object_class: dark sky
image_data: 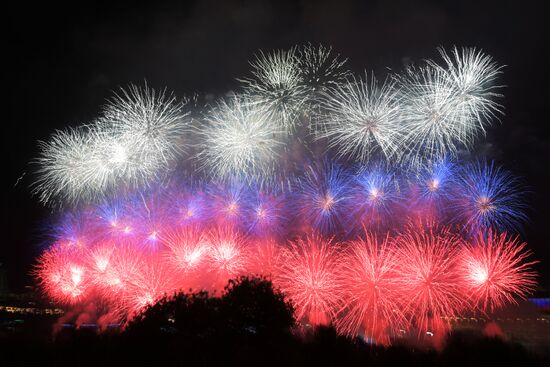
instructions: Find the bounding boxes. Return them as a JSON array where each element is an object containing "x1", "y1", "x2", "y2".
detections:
[{"x1": 4, "y1": 0, "x2": 549, "y2": 291}]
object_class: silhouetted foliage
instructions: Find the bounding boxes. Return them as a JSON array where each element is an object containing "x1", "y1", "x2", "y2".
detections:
[
  {"x1": 122, "y1": 276, "x2": 298, "y2": 366},
  {"x1": 126, "y1": 276, "x2": 294, "y2": 339},
  {"x1": 1, "y1": 277, "x2": 547, "y2": 366}
]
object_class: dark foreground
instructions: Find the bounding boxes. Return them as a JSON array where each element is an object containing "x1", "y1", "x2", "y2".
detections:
[{"x1": 1, "y1": 277, "x2": 548, "y2": 366}]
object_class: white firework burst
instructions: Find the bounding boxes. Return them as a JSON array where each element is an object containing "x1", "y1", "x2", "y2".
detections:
[
  {"x1": 240, "y1": 48, "x2": 308, "y2": 132},
  {"x1": 198, "y1": 95, "x2": 284, "y2": 184},
  {"x1": 297, "y1": 43, "x2": 350, "y2": 96},
  {"x1": 100, "y1": 83, "x2": 190, "y2": 181},
  {"x1": 397, "y1": 47, "x2": 503, "y2": 167},
  {"x1": 397, "y1": 65, "x2": 460, "y2": 165},
  {"x1": 33, "y1": 127, "x2": 98, "y2": 205},
  {"x1": 432, "y1": 46, "x2": 504, "y2": 130},
  {"x1": 317, "y1": 73, "x2": 404, "y2": 162},
  {"x1": 33, "y1": 84, "x2": 191, "y2": 207}
]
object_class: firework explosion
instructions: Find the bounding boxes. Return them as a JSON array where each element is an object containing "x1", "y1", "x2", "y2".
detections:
[{"x1": 31, "y1": 45, "x2": 538, "y2": 345}]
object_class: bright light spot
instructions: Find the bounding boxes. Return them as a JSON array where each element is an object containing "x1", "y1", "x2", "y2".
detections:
[
  {"x1": 257, "y1": 208, "x2": 266, "y2": 219},
  {"x1": 477, "y1": 196, "x2": 495, "y2": 213},
  {"x1": 70, "y1": 266, "x2": 83, "y2": 286},
  {"x1": 95, "y1": 257, "x2": 109, "y2": 272},
  {"x1": 110, "y1": 144, "x2": 127, "y2": 165},
  {"x1": 184, "y1": 248, "x2": 204, "y2": 266},
  {"x1": 428, "y1": 179, "x2": 440, "y2": 192},
  {"x1": 227, "y1": 202, "x2": 238, "y2": 214},
  {"x1": 321, "y1": 194, "x2": 334, "y2": 212},
  {"x1": 471, "y1": 266, "x2": 489, "y2": 285}
]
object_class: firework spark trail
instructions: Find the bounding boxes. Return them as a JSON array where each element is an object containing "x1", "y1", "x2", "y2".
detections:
[
  {"x1": 318, "y1": 74, "x2": 404, "y2": 163},
  {"x1": 459, "y1": 231, "x2": 537, "y2": 311},
  {"x1": 276, "y1": 235, "x2": 344, "y2": 326},
  {"x1": 336, "y1": 233, "x2": 405, "y2": 345},
  {"x1": 297, "y1": 43, "x2": 350, "y2": 99}
]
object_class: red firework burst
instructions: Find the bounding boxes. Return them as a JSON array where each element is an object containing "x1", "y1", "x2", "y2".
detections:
[
  {"x1": 336, "y1": 233, "x2": 405, "y2": 345},
  {"x1": 276, "y1": 234, "x2": 343, "y2": 326},
  {"x1": 35, "y1": 245, "x2": 91, "y2": 304},
  {"x1": 458, "y1": 231, "x2": 537, "y2": 311},
  {"x1": 122, "y1": 255, "x2": 177, "y2": 317},
  {"x1": 393, "y1": 227, "x2": 465, "y2": 333}
]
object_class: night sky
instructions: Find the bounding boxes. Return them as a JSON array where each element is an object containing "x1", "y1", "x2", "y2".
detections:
[{"x1": 4, "y1": 0, "x2": 549, "y2": 291}]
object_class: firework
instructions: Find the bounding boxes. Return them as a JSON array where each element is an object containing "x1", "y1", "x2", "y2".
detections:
[
  {"x1": 248, "y1": 238, "x2": 283, "y2": 277},
  {"x1": 349, "y1": 164, "x2": 401, "y2": 231},
  {"x1": 33, "y1": 84, "x2": 190, "y2": 207},
  {"x1": 122, "y1": 255, "x2": 177, "y2": 317},
  {"x1": 161, "y1": 227, "x2": 210, "y2": 291},
  {"x1": 207, "y1": 182, "x2": 250, "y2": 230},
  {"x1": 240, "y1": 48, "x2": 308, "y2": 131},
  {"x1": 199, "y1": 95, "x2": 284, "y2": 184},
  {"x1": 454, "y1": 161, "x2": 528, "y2": 234},
  {"x1": 246, "y1": 189, "x2": 287, "y2": 238},
  {"x1": 336, "y1": 233, "x2": 404, "y2": 344},
  {"x1": 276, "y1": 235, "x2": 343, "y2": 326},
  {"x1": 459, "y1": 231, "x2": 537, "y2": 311},
  {"x1": 99, "y1": 84, "x2": 190, "y2": 185},
  {"x1": 430, "y1": 47, "x2": 504, "y2": 131},
  {"x1": 35, "y1": 245, "x2": 91, "y2": 304},
  {"x1": 297, "y1": 43, "x2": 350, "y2": 97},
  {"x1": 294, "y1": 162, "x2": 353, "y2": 235},
  {"x1": 396, "y1": 64, "x2": 463, "y2": 165},
  {"x1": 397, "y1": 48, "x2": 503, "y2": 166},
  {"x1": 204, "y1": 228, "x2": 250, "y2": 290},
  {"x1": 417, "y1": 158, "x2": 458, "y2": 202},
  {"x1": 30, "y1": 46, "x2": 540, "y2": 346},
  {"x1": 33, "y1": 127, "x2": 97, "y2": 206},
  {"x1": 318, "y1": 74, "x2": 404, "y2": 162},
  {"x1": 393, "y1": 227, "x2": 465, "y2": 333}
]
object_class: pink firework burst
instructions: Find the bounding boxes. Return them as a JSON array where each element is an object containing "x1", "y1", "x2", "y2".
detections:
[
  {"x1": 276, "y1": 234, "x2": 343, "y2": 326},
  {"x1": 35, "y1": 245, "x2": 91, "y2": 304},
  {"x1": 204, "y1": 227, "x2": 250, "y2": 291},
  {"x1": 336, "y1": 233, "x2": 405, "y2": 345},
  {"x1": 394, "y1": 227, "x2": 465, "y2": 334},
  {"x1": 458, "y1": 231, "x2": 537, "y2": 311},
  {"x1": 161, "y1": 227, "x2": 211, "y2": 290},
  {"x1": 122, "y1": 255, "x2": 178, "y2": 317}
]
